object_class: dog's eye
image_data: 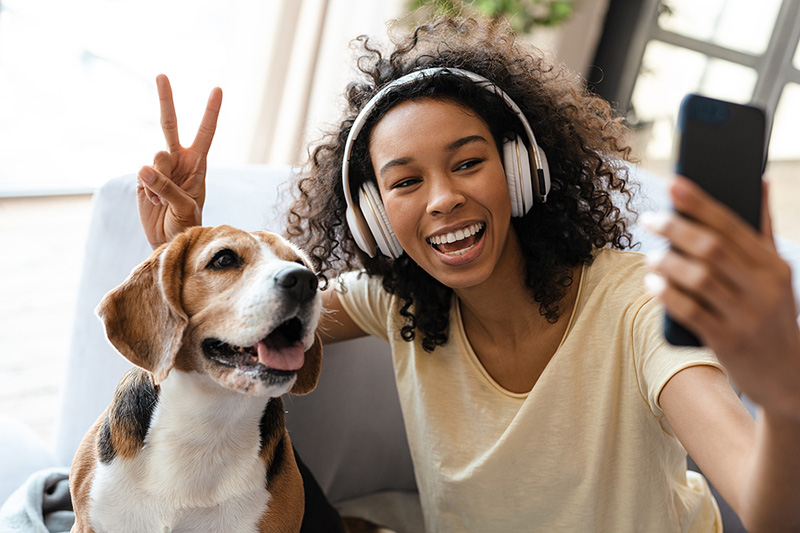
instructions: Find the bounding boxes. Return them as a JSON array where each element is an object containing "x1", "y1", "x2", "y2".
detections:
[{"x1": 207, "y1": 249, "x2": 241, "y2": 270}]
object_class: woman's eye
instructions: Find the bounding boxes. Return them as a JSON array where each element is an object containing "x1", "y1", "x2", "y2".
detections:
[
  {"x1": 392, "y1": 178, "x2": 420, "y2": 189},
  {"x1": 207, "y1": 249, "x2": 240, "y2": 270},
  {"x1": 456, "y1": 158, "x2": 484, "y2": 171}
]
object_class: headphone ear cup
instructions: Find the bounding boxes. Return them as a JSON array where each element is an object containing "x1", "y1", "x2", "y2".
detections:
[
  {"x1": 345, "y1": 202, "x2": 378, "y2": 257},
  {"x1": 359, "y1": 181, "x2": 403, "y2": 259},
  {"x1": 502, "y1": 134, "x2": 533, "y2": 217}
]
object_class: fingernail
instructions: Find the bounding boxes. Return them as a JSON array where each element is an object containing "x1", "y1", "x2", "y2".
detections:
[
  {"x1": 645, "y1": 247, "x2": 666, "y2": 267},
  {"x1": 644, "y1": 272, "x2": 666, "y2": 296},
  {"x1": 141, "y1": 168, "x2": 155, "y2": 183},
  {"x1": 671, "y1": 176, "x2": 694, "y2": 200},
  {"x1": 639, "y1": 211, "x2": 670, "y2": 232},
  {"x1": 151, "y1": 195, "x2": 160, "y2": 206}
]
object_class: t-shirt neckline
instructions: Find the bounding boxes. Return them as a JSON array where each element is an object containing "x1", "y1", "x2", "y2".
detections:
[{"x1": 452, "y1": 262, "x2": 588, "y2": 398}]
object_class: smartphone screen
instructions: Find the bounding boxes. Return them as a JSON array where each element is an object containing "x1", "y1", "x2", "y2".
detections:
[{"x1": 664, "y1": 94, "x2": 767, "y2": 346}]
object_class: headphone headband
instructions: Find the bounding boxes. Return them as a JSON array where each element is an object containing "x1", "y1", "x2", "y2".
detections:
[{"x1": 342, "y1": 67, "x2": 550, "y2": 258}]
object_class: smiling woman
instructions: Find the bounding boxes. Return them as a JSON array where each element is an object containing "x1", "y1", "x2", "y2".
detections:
[
  {"x1": 288, "y1": 22, "x2": 635, "y2": 351},
  {"x1": 370, "y1": 99, "x2": 514, "y2": 289}
]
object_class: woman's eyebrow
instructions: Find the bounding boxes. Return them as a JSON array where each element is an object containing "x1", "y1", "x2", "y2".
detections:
[
  {"x1": 446, "y1": 135, "x2": 489, "y2": 152},
  {"x1": 378, "y1": 156, "x2": 414, "y2": 178},
  {"x1": 378, "y1": 135, "x2": 489, "y2": 178}
]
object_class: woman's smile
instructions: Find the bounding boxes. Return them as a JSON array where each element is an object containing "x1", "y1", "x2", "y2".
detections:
[
  {"x1": 427, "y1": 222, "x2": 486, "y2": 264},
  {"x1": 427, "y1": 222, "x2": 485, "y2": 251},
  {"x1": 368, "y1": 98, "x2": 522, "y2": 290}
]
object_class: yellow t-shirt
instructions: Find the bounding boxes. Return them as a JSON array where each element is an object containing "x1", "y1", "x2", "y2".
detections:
[{"x1": 338, "y1": 248, "x2": 723, "y2": 532}]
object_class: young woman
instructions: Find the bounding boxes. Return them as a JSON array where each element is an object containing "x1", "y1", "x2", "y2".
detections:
[{"x1": 137, "y1": 16, "x2": 800, "y2": 532}]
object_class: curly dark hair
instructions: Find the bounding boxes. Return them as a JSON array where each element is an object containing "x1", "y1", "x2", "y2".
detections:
[{"x1": 286, "y1": 16, "x2": 638, "y2": 351}]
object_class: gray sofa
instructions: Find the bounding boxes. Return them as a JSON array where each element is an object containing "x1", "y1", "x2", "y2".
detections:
[{"x1": 2, "y1": 164, "x2": 799, "y2": 532}]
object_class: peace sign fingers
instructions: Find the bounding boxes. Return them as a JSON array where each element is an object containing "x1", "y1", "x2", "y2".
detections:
[
  {"x1": 156, "y1": 74, "x2": 222, "y2": 155},
  {"x1": 139, "y1": 74, "x2": 223, "y2": 249}
]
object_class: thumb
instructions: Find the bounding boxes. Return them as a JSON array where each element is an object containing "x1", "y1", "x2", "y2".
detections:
[{"x1": 137, "y1": 172, "x2": 159, "y2": 205}]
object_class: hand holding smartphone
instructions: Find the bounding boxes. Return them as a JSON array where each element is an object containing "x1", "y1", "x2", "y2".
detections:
[{"x1": 664, "y1": 94, "x2": 768, "y2": 346}]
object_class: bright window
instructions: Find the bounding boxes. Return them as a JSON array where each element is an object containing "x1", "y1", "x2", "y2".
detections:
[
  {"x1": 631, "y1": 40, "x2": 757, "y2": 160},
  {"x1": 0, "y1": 0, "x2": 279, "y2": 195},
  {"x1": 624, "y1": 0, "x2": 800, "y2": 166},
  {"x1": 771, "y1": 82, "x2": 800, "y2": 160},
  {"x1": 657, "y1": 0, "x2": 782, "y2": 55}
]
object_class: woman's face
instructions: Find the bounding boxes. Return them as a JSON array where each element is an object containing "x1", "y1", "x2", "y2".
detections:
[{"x1": 368, "y1": 98, "x2": 520, "y2": 290}]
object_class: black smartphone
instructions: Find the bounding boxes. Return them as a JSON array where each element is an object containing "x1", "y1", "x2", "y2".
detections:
[{"x1": 664, "y1": 93, "x2": 767, "y2": 346}]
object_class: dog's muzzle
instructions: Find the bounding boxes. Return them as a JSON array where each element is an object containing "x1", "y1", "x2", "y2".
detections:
[{"x1": 201, "y1": 266, "x2": 319, "y2": 382}]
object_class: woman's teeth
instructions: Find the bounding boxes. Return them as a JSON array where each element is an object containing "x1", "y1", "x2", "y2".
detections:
[{"x1": 427, "y1": 223, "x2": 485, "y2": 253}]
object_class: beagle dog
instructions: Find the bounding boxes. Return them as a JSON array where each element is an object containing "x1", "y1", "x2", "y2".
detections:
[{"x1": 69, "y1": 225, "x2": 325, "y2": 533}]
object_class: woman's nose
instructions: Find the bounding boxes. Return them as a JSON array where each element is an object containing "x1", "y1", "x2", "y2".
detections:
[{"x1": 426, "y1": 176, "x2": 465, "y2": 215}]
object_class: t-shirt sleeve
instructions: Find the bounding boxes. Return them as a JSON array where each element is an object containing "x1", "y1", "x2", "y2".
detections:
[
  {"x1": 632, "y1": 297, "x2": 725, "y2": 417},
  {"x1": 336, "y1": 270, "x2": 394, "y2": 342}
]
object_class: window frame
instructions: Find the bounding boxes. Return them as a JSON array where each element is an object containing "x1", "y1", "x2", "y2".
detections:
[{"x1": 597, "y1": 0, "x2": 800, "y2": 130}]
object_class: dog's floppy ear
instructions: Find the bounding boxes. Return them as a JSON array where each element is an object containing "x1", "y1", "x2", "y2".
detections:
[
  {"x1": 290, "y1": 333, "x2": 322, "y2": 395},
  {"x1": 97, "y1": 229, "x2": 197, "y2": 382}
]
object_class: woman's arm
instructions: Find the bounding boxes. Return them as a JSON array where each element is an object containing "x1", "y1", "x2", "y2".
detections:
[
  {"x1": 644, "y1": 177, "x2": 800, "y2": 530},
  {"x1": 137, "y1": 74, "x2": 222, "y2": 249},
  {"x1": 661, "y1": 365, "x2": 800, "y2": 531},
  {"x1": 318, "y1": 287, "x2": 368, "y2": 345}
]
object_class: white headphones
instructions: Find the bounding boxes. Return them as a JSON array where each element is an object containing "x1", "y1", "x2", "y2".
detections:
[{"x1": 342, "y1": 67, "x2": 551, "y2": 258}]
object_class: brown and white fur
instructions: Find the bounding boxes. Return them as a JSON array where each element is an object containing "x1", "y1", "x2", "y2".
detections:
[{"x1": 69, "y1": 225, "x2": 325, "y2": 533}]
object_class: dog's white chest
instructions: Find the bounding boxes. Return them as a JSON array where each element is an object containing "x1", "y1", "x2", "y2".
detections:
[
  {"x1": 90, "y1": 472, "x2": 269, "y2": 532},
  {"x1": 88, "y1": 451, "x2": 271, "y2": 533},
  {"x1": 87, "y1": 373, "x2": 274, "y2": 532}
]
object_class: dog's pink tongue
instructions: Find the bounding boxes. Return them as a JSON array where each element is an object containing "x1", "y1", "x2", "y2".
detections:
[{"x1": 256, "y1": 338, "x2": 304, "y2": 371}]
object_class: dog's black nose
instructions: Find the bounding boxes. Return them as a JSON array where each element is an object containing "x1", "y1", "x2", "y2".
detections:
[{"x1": 274, "y1": 266, "x2": 318, "y2": 303}]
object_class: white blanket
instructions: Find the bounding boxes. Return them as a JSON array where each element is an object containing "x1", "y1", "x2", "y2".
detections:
[{"x1": 0, "y1": 468, "x2": 74, "y2": 533}]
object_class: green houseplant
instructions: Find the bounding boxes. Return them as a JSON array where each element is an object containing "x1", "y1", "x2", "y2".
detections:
[{"x1": 409, "y1": 0, "x2": 575, "y2": 33}]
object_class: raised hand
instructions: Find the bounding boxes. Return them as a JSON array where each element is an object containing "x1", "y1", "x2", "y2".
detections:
[
  {"x1": 137, "y1": 74, "x2": 223, "y2": 249},
  {"x1": 643, "y1": 177, "x2": 800, "y2": 422}
]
